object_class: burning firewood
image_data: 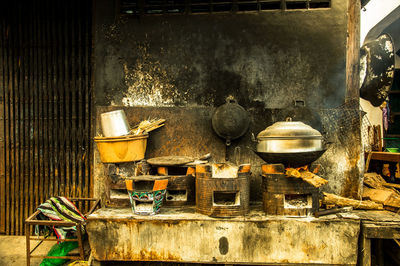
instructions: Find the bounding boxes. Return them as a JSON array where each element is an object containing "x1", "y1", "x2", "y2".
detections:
[
  {"x1": 285, "y1": 167, "x2": 328, "y2": 188},
  {"x1": 323, "y1": 192, "x2": 383, "y2": 210}
]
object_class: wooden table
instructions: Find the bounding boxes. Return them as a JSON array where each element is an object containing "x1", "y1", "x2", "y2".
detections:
[{"x1": 356, "y1": 210, "x2": 400, "y2": 266}]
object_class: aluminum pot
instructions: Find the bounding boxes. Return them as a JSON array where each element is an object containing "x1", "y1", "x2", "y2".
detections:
[
  {"x1": 255, "y1": 118, "x2": 324, "y2": 153},
  {"x1": 252, "y1": 118, "x2": 326, "y2": 166},
  {"x1": 100, "y1": 110, "x2": 130, "y2": 137}
]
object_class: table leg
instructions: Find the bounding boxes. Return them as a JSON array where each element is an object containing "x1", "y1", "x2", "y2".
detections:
[
  {"x1": 360, "y1": 234, "x2": 371, "y2": 266},
  {"x1": 26, "y1": 223, "x2": 30, "y2": 266}
]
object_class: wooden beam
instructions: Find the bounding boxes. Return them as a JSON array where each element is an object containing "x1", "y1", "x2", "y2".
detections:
[
  {"x1": 362, "y1": 223, "x2": 400, "y2": 239},
  {"x1": 365, "y1": 152, "x2": 400, "y2": 163},
  {"x1": 345, "y1": 0, "x2": 360, "y2": 102}
]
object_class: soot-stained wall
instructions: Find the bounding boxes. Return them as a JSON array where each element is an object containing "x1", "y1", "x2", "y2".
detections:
[{"x1": 93, "y1": 0, "x2": 362, "y2": 200}]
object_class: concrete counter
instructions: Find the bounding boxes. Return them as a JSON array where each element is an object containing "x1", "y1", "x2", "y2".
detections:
[{"x1": 87, "y1": 205, "x2": 360, "y2": 265}]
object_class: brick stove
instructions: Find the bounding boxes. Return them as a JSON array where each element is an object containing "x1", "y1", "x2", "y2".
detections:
[
  {"x1": 261, "y1": 163, "x2": 321, "y2": 216},
  {"x1": 195, "y1": 163, "x2": 250, "y2": 217},
  {"x1": 156, "y1": 165, "x2": 196, "y2": 206}
]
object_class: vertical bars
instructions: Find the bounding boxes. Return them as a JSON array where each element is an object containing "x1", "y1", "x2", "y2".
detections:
[{"x1": 0, "y1": 0, "x2": 93, "y2": 235}]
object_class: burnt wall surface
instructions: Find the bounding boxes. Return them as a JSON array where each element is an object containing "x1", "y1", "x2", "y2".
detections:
[{"x1": 93, "y1": 0, "x2": 362, "y2": 199}]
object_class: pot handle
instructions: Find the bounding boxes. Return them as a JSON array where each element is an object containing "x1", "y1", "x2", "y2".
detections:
[
  {"x1": 251, "y1": 133, "x2": 258, "y2": 142},
  {"x1": 226, "y1": 95, "x2": 237, "y2": 104}
]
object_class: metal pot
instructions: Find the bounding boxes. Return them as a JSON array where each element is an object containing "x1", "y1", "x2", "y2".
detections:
[
  {"x1": 100, "y1": 110, "x2": 130, "y2": 137},
  {"x1": 212, "y1": 96, "x2": 249, "y2": 146},
  {"x1": 252, "y1": 118, "x2": 326, "y2": 166}
]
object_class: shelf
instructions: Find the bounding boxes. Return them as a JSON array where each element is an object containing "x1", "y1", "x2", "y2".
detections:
[
  {"x1": 386, "y1": 134, "x2": 400, "y2": 138},
  {"x1": 365, "y1": 151, "x2": 400, "y2": 162}
]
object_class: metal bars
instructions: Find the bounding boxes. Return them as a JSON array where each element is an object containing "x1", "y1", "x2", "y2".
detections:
[
  {"x1": 0, "y1": 0, "x2": 93, "y2": 235},
  {"x1": 120, "y1": 0, "x2": 330, "y2": 14}
]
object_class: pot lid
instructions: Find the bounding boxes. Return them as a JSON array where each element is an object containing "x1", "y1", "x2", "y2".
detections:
[{"x1": 257, "y1": 118, "x2": 322, "y2": 139}]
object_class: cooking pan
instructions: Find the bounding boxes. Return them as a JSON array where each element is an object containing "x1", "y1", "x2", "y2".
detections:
[
  {"x1": 254, "y1": 149, "x2": 327, "y2": 167},
  {"x1": 212, "y1": 96, "x2": 249, "y2": 146}
]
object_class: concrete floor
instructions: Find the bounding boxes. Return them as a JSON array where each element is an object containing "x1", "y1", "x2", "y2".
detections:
[{"x1": 0, "y1": 235, "x2": 79, "y2": 266}]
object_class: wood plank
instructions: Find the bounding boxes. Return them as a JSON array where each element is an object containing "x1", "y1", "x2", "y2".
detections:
[
  {"x1": 360, "y1": 233, "x2": 371, "y2": 266},
  {"x1": 362, "y1": 223, "x2": 400, "y2": 239},
  {"x1": 365, "y1": 152, "x2": 400, "y2": 163},
  {"x1": 323, "y1": 192, "x2": 383, "y2": 210},
  {"x1": 362, "y1": 187, "x2": 400, "y2": 209},
  {"x1": 285, "y1": 167, "x2": 328, "y2": 188},
  {"x1": 353, "y1": 210, "x2": 400, "y2": 223},
  {"x1": 383, "y1": 183, "x2": 400, "y2": 189},
  {"x1": 345, "y1": 0, "x2": 360, "y2": 102}
]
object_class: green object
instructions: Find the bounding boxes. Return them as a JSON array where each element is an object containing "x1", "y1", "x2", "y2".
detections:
[
  {"x1": 40, "y1": 240, "x2": 79, "y2": 266},
  {"x1": 386, "y1": 147, "x2": 399, "y2": 153}
]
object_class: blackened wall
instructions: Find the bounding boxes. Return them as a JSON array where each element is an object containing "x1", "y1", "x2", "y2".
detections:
[{"x1": 93, "y1": 0, "x2": 362, "y2": 200}]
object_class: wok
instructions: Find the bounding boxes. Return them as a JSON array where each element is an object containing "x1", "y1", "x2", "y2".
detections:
[{"x1": 254, "y1": 149, "x2": 327, "y2": 167}]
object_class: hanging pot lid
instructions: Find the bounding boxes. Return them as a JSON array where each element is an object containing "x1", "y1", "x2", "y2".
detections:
[{"x1": 257, "y1": 118, "x2": 323, "y2": 140}]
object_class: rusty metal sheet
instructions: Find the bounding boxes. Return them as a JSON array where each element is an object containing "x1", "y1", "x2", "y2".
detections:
[
  {"x1": 0, "y1": 0, "x2": 93, "y2": 235},
  {"x1": 87, "y1": 206, "x2": 360, "y2": 265}
]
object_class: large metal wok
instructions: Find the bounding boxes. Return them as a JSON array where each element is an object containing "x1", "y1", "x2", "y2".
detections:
[
  {"x1": 252, "y1": 118, "x2": 327, "y2": 167},
  {"x1": 254, "y1": 150, "x2": 326, "y2": 167}
]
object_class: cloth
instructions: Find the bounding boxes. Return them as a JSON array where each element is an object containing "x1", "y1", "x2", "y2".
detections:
[{"x1": 37, "y1": 196, "x2": 86, "y2": 239}]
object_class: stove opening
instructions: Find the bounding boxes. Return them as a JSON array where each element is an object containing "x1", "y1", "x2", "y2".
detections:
[
  {"x1": 166, "y1": 166, "x2": 187, "y2": 176},
  {"x1": 134, "y1": 201, "x2": 154, "y2": 213},
  {"x1": 133, "y1": 180, "x2": 153, "y2": 191},
  {"x1": 213, "y1": 191, "x2": 240, "y2": 206},
  {"x1": 166, "y1": 189, "x2": 188, "y2": 201},
  {"x1": 284, "y1": 194, "x2": 312, "y2": 209},
  {"x1": 110, "y1": 189, "x2": 129, "y2": 199}
]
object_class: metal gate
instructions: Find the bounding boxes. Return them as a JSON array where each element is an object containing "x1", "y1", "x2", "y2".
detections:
[{"x1": 0, "y1": 0, "x2": 93, "y2": 235}]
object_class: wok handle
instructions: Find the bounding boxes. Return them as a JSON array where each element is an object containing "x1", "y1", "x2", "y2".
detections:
[{"x1": 251, "y1": 133, "x2": 258, "y2": 143}]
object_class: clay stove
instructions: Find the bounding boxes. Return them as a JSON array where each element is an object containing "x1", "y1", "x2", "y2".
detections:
[
  {"x1": 156, "y1": 165, "x2": 196, "y2": 206},
  {"x1": 195, "y1": 163, "x2": 250, "y2": 217},
  {"x1": 261, "y1": 163, "x2": 321, "y2": 216}
]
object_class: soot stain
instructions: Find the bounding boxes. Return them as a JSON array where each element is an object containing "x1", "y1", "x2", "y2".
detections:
[{"x1": 219, "y1": 236, "x2": 229, "y2": 255}]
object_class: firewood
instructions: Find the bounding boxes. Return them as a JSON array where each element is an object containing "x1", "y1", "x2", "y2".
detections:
[
  {"x1": 285, "y1": 168, "x2": 328, "y2": 188},
  {"x1": 363, "y1": 172, "x2": 387, "y2": 189},
  {"x1": 363, "y1": 187, "x2": 400, "y2": 209},
  {"x1": 323, "y1": 192, "x2": 383, "y2": 210},
  {"x1": 364, "y1": 172, "x2": 400, "y2": 195}
]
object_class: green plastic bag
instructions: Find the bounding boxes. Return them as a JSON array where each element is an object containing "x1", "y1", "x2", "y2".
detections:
[{"x1": 40, "y1": 240, "x2": 79, "y2": 266}]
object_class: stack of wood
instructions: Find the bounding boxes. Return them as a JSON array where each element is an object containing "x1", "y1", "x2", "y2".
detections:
[
  {"x1": 362, "y1": 172, "x2": 400, "y2": 212},
  {"x1": 131, "y1": 118, "x2": 165, "y2": 135},
  {"x1": 283, "y1": 169, "x2": 390, "y2": 211}
]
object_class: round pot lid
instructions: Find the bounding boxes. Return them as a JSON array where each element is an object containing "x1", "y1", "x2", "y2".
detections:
[
  {"x1": 147, "y1": 156, "x2": 194, "y2": 166},
  {"x1": 257, "y1": 118, "x2": 322, "y2": 140}
]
